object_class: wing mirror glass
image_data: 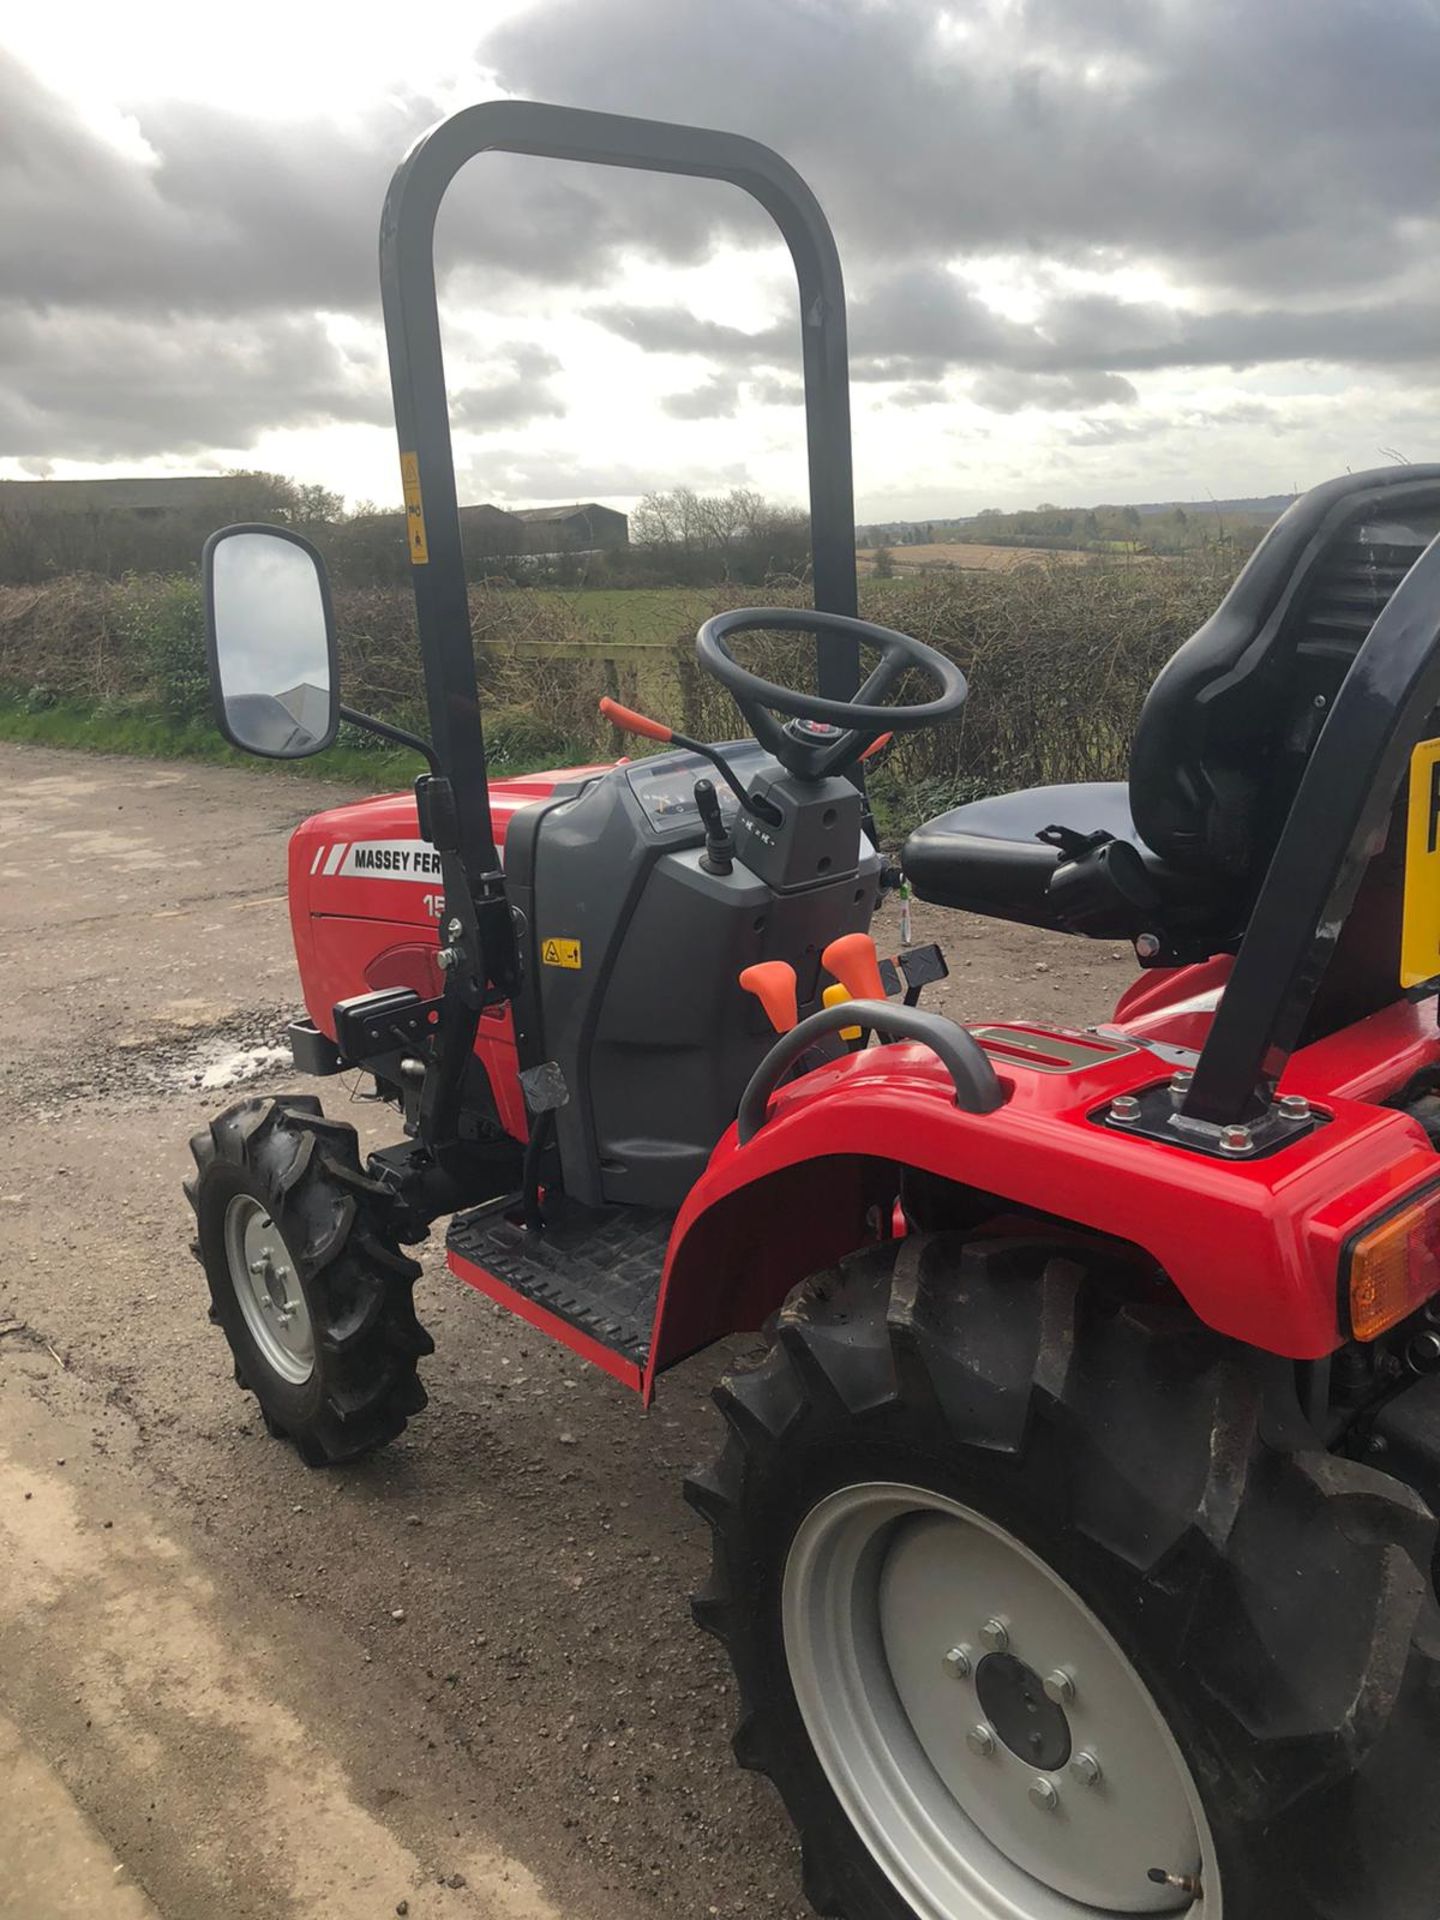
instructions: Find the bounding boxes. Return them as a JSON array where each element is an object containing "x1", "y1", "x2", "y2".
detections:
[{"x1": 203, "y1": 525, "x2": 339, "y2": 758}]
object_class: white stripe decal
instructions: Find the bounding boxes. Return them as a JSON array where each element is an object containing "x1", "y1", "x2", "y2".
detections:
[
  {"x1": 323, "y1": 843, "x2": 348, "y2": 876},
  {"x1": 310, "y1": 844, "x2": 326, "y2": 875}
]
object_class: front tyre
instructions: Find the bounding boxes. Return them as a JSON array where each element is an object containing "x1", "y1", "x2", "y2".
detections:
[
  {"x1": 686, "y1": 1233, "x2": 1440, "y2": 1920},
  {"x1": 186, "y1": 1095, "x2": 433, "y2": 1465}
]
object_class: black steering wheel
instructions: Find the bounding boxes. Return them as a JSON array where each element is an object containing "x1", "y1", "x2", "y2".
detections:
[{"x1": 695, "y1": 606, "x2": 967, "y2": 780}]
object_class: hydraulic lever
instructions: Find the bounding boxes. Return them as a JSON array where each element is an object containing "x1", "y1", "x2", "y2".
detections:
[{"x1": 694, "y1": 778, "x2": 735, "y2": 875}]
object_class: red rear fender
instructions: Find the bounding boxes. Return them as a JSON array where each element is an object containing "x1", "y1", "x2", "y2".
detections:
[{"x1": 645, "y1": 1010, "x2": 1440, "y2": 1392}]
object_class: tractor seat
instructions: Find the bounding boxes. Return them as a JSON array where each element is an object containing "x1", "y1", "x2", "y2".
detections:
[
  {"x1": 902, "y1": 465, "x2": 1440, "y2": 951},
  {"x1": 903, "y1": 782, "x2": 1156, "y2": 934}
]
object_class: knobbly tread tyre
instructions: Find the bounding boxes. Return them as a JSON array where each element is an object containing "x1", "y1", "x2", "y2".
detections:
[
  {"x1": 686, "y1": 1231, "x2": 1440, "y2": 1920},
  {"x1": 186, "y1": 1094, "x2": 433, "y2": 1466}
]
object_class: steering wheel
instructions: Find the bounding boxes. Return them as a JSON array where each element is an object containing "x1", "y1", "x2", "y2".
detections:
[{"x1": 695, "y1": 607, "x2": 967, "y2": 781}]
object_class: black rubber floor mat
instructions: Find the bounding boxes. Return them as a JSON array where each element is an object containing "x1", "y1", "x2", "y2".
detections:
[{"x1": 447, "y1": 1199, "x2": 674, "y2": 1366}]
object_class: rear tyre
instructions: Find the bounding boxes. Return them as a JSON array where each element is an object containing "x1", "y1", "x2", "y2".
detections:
[
  {"x1": 186, "y1": 1095, "x2": 433, "y2": 1466},
  {"x1": 686, "y1": 1232, "x2": 1440, "y2": 1920}
]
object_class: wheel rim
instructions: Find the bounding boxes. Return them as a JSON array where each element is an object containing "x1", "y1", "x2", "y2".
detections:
[
  {"x1": 223, "y1": 1194, "x2": 315, "y2": 1386},
  {"x1": 782, "y1": 1482, "x2": 1221, "y2": 1919}
]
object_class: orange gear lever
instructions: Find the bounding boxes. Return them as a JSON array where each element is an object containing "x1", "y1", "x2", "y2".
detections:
[
  {"x1": 599, "y1": 696, "x2": 673, "y2": 744},
  {"x1": 822, "y1": 932, "x2": 887, "y2": 1003},
  {"x1": 739, "y1": 961, "x2": 799, "y2": 1034},
  {"x1": 860, "y1": 732, "x2": 894, "y2": 761}
]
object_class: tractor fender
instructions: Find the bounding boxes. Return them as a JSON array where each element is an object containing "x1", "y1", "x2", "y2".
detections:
[{"x1": 642, "y1": 1037, "x2": 1440, "y2": 1395}]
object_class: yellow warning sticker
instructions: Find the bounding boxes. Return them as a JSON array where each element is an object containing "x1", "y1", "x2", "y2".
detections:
[
  {"x1": 1401, "y1": 737, "x2": 1440, "y2": 986},
  {"x1": 541, "y1": 937, "x2": 582, "y2": 969},
  {"x1": 400, "y1": 451, "x2": 429, "y2": 565}
]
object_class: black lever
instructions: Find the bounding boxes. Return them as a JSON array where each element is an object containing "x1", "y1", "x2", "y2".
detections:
[{"x1": 695, "y1": 778, "x2": 735, "y2": 875}]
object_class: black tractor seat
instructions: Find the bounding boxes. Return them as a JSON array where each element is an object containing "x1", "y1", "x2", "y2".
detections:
[
  {"x1": 904, "y1": 782, "x2": 1148, "y2": 932},
  {"x1": 902, "y1": 466, "x2": 1440, "y2": 963}
]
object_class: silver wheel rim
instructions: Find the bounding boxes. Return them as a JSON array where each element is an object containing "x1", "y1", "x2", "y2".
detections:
[
  {"x1": 782, "y1": 1482, "x2": 1221, "y2": 1919},
  {"x1": 223, "y1": 1194, "x2": 315, "y2": 1386}
]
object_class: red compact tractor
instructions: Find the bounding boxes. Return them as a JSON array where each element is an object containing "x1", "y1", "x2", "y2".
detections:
[{"x1": 187, "y1": 100, "x2": 1440, "y2": 1920}]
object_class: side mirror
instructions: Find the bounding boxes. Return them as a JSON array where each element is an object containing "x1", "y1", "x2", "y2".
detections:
[{"x1": 203, "y1": 524, "x2": 339, "y2": 759}]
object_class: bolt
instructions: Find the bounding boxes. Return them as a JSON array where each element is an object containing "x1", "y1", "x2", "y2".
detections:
[
  {"x1": 1413, "y1": 1330, "x2": 1440, "y2": 1369},
  {"x1": 272, "y1": 1265, "x2": 290, "y2": 1283},
  {"x1": 1029, "y1": 1778, "x2": 1060, "y2": 1812},
  {"x1": 1109, "y1": 1094, "x2": 1142, "y2": 1126},
  {"x1": 1070, "y1": 1751, "x2": 1103, "y2": 1788},
  {"x1": 248, "y1": 1257, "x2": 269, "y2": 1276},
  {"x1": 1136, "y1": 933, "x2": 1162, "y2": 961},
  {"x1": 943, "y1": 1646, "x2": 974, "y2": 1680},
  {"x1": 1043, "y1": 1668, "x2": 1076, "y2": 1707},
  {"x1": 980, "y1": 1618, "x2": 1010, "y2": 1654},
  {"x1": 436, "y1": 946, "x2": 460, "y2": 973},
  {"x1": 1218, "y1": 1124, "x2": 1253, "y2": 1156},
  {"x1": 966, "y1": 1724, "x2": 997, "y2": 1758},
  {"x1": 1169, "y1": 1069, "x2": 1193, "y2": 1097},
  {"x1": 1278, "y1": 1092, "x2": 1312, "y2": 1121},
  {"x1": 446, "y1": 917, "x2": 463, "y2": 938}
]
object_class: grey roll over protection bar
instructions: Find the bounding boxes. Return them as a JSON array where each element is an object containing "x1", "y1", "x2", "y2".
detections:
[{"x1": 737, "y1": 1002, "x2": 1007, "y2": 1144}]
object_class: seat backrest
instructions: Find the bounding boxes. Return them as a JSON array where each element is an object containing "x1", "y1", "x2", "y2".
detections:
[{"x1": 1129, "y1": 466, "x2": 1440, "y2": 883}]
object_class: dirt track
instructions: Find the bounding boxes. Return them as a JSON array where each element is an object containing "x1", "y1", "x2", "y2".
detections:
[{"x1": 0, "y1": 742, "x2": 1136, "y2": 1919}]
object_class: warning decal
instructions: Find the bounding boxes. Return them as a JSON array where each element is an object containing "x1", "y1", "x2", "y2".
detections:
[
  {"x1": 541, "y1": 937, "x2": 582, "y2": 969},
  {"x1": 400, "y1": 452, "x2": 429, "y2": 565}
]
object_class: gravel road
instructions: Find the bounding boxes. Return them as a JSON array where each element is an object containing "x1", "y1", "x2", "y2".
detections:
[{"x1": 0, "y1": 741, "x2": 1137, "y2": 1919}]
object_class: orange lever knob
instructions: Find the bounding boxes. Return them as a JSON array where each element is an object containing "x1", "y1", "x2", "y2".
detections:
[
  {"x1": 860, "y1": 732, "x2": 894, "y2": 762},
  {"x1": 823, "y1": 932, "x2": 887, "y2": 1003},
  {"x1": 599, "y1": 695, "x2": 673, "y2": 744},
  {"x1": 739, "y1": 961, "x2": 799, "y2": 1034}
]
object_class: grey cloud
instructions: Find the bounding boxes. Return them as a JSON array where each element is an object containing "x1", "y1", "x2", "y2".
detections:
[
  {"x1": 9, "y1": 0, "x2": 1440, "y2": 465},
  {"x1": 451, "y1": 344, "x2": 566, "y2": 430},
  {"x1": 661, "y1": 374, "x2": 742, "y2": 420},
  {"x1": 971, "y1": 370, "x2": 1139, "y2": 414},
  {"x1": 0, "y1": 306, "x2": 388, "y2": 459}
]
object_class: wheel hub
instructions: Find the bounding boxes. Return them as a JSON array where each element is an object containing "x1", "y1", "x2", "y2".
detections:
[
  {"x1": 974, "y1": 1653, "x2": 1072, "y2": 1773},
  {"x1": 782, "y1": 1482, "x2": 1220, "y2": 1919},
  {"x1": 223, "y1": 1194, "x2": 315, "y2": 1386}
]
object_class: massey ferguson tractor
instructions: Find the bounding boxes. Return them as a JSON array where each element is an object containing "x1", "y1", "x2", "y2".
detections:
[{"x1": 186, "y1": 100, "x2": 1440, "y2": 1919}]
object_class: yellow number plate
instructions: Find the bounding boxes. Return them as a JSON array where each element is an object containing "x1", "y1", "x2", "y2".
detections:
[{"x1": 1401, "y1": 737, "x2": 1440, "y2": 987}]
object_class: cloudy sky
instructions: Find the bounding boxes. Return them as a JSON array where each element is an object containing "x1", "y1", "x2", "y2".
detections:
[{"x1": 4, "y1": 0, "x2": 1439, "y2": 520}]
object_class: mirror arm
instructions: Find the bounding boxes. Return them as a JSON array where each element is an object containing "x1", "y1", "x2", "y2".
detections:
[{"x1": 338, "y1": 704, "x2": 440, "y2": 773}]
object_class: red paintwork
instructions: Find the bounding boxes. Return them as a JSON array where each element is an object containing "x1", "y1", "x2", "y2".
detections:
[
  {"x1": 642, "y1": 974, "x2": 1440, "y2": 1391},
  {"x1": 282, "y1": 774, "x2": 1440, "y2": 1395},
  {"x1": 286, "y1": 764, "x2": 612, "y2": 1141}
]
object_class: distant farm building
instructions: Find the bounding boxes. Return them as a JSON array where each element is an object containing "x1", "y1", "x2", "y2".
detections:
[{"x1": 511, "y1": 503, "x2": 629, "y2": 552}]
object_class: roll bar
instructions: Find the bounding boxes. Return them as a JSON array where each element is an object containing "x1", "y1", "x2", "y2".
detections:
[
  {"x1": 379, "y1": 100, "x2": 859, "y2": 893},
  {"x1": 1183, "y1": 530, "x2": 1440, "y2": 1124}
]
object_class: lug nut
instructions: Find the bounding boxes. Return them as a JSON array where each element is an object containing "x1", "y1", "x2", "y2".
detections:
[
  {"x1": 1029, "y1": 1778, "x2": 1060, "y2": 1811},
  {"x1": 1070, "y1": 1751, "x2": 1103, "y2": 1788},
  {"x1": 966, "y1": 1724, "x2": 997, "y2": 1758},
  {"x1": 249, "y1": 1257, "x2": 268, "y2": 1276},
  {"x1": 1278, "y1": 1093, "x2": 1312, "y2": 1121},
  {"x1": 1218, "y1": 1124, "x2": 1253, "y2": 1155},
  {"x1": 980, "y1": 1618, "x2": 1010, "y2": 1654},
  {"x1": 943, "y1": 1645, "x2": 974, "y2": 1680},
  {"x1": 1043, "y1": 1668, "x2": 1076, "y2": 1707}
]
